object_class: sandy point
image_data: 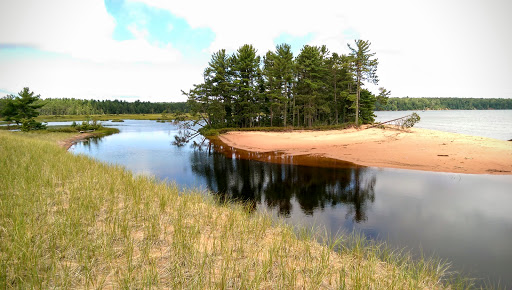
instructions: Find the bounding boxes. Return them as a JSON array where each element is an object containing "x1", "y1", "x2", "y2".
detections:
[
  {"x1": 219, "y1": 127, "x2": 512, "y2": 175},
  {"x1": 58, "y1": 133, "x2": 97, "y2": 150}
]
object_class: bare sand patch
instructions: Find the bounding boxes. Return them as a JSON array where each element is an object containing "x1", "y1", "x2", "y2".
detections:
[{"x1": 219, "y1": 127, "x2": 512, "y2": 175}]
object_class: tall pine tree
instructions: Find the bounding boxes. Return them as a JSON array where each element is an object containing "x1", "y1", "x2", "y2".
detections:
[{"x1": 348, "y1": 40, "x2": 379, "y2": 125}]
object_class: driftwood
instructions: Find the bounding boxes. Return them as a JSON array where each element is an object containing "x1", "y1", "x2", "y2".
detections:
[{"x1": 366, "y1": 114, "x2": 413, "y2": 129}]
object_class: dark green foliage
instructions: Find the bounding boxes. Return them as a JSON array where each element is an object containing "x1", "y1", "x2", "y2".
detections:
[
  {"x1": 376, "y1": 97, "x2": 512, "y2": 111},
  {"x1": 77, "y1": 119, "x2": 101, "y2": 131},
  {"x1": 186, "y1": 42, "x2": 384, "y2": 128},
  {"x1": 231, "y1": 44, "x2": 261, "y2": 127},
  {"x1": 0, "y1": 87, "x2": 46, "y2": 131},
  {"x1": 0, "y1": 95, "x2": 17, "y2": 123},
  {"x1": 184, "y1": 49, "x2": 233, "y2": 128},
  {"x1": 359, "y1": 89, "x2": 377, "y2": 123},
  {"x1": 262, "y1": 44, "x2": 295, "y2": 127},
  {"x1": 295, "y1": 45, "x2": 329, "y2": 127},
  {"x1": 21, "y1": 119, "x2": 47, "y2": 131}
]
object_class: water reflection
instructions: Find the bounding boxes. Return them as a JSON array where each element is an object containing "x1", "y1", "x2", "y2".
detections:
[
  {"x1": 79, "y1": 136, "x2": 104, "y2": 148},
  {"x1": 71, "y1": 120, "x2": 512, "y2": 287},
  {"x1": 190, "y1": 140, "x2": 377, "y2": 222}
]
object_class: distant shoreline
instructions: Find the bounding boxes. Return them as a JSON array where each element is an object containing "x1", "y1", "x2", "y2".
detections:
[{"x1": 219, "y1": 126, "x2": 512, "y2": 175}]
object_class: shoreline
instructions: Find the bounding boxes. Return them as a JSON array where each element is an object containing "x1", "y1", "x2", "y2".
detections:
[
  {"x1": 57, "y1": 132, "x2": 98, "y2": 150},
  {"x1": 219, "y1": 126, "x2": 512, "y2": 175}
]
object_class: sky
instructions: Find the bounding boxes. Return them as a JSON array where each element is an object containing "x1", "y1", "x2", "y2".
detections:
[{"x1": 0, "y1": 0, "x2": 511, "y2": 102}]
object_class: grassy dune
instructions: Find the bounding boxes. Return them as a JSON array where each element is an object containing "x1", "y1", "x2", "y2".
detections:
[{"x1": 0, "y1": 131, "x2": 468, "y2": 288}]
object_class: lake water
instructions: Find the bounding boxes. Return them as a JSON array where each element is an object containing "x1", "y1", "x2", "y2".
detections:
[
  {"x1": 375, "y1": 110, "x2": 512, "y2": 140},
  {"x1": 71, "y1": 113, "x2": 512, "y2": 287}
]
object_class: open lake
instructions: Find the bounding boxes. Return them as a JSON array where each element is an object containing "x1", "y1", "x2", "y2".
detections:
[
  {"x1": 71, "y1": 111, "x2": 512, "y2": 287},
  {"x1": 375, "y1": 110, "x2": 512, "y2": 141}
]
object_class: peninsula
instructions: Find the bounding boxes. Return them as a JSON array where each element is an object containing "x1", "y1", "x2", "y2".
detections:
[{"x1": 219, "y1": 127, "x2": 512, "y2": 175}]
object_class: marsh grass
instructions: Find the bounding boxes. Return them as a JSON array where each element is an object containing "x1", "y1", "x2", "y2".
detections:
[{"x1": 0, "y1": 130, "x2": 473, "y2": 289}]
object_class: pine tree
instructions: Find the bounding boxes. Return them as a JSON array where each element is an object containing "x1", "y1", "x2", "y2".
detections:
[
  {"x1": 295, "y1": 45, "x2": 328, "y2": 127},
  {"x1": 274, "y1": 44, "x2": 295, "y2": 126},
  {"x1": 0, "y1": 87, "x2": 46, "y2": 130},
  {"x1": 231, "y1": 44, "x2": 261, "y2": 128},
  {"x1": 348, "y1": 40, "x2": 379, "y2": 125}
]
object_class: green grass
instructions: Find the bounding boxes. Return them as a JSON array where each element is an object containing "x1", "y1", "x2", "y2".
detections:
[
  {"x1": 0, "y1": 130, "x2": 474, "y2": 289},
  {"x1": 46, "y1": 125, "x2": 119, "y2": 136}
]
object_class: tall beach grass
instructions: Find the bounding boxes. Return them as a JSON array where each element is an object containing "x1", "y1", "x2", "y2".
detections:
[{"x1": 0, "y1": 130, "x2": 473, "y2": 288}]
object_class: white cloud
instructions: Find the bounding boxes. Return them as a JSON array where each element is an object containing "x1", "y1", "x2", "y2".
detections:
[
  {"x1": 0, "y1": 53, "x2": 201, "y2": 101},
  {"x1": 0, "y1": 0, "x2": 181, "y2": 63},
  {"x1": 1, "y1": 0, "x2": 511, "y2": 100},
  {"x1": 132, "y1": 0, "x2": 512, "y2": 98},
  {"x1": 0, "y1": 0, "x2": 197, "y2": 100}
]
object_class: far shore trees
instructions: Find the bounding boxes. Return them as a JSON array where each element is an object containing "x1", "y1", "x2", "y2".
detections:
[{"x1": 185, "y1": 40, "x2": 388, "y2": 129}]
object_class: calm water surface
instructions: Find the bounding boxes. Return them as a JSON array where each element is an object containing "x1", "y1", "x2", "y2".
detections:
[
  {"x1": 375, "y1": 110, "x2": 512, "y2": 140},
  {"x1": 72, "y1": 118, "x2": 512, "y2": 287}
]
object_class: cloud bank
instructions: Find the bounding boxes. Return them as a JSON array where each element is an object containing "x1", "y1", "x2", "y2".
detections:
[{"x1": 0, "y1": 0, "x2": 511, "y2": 101}]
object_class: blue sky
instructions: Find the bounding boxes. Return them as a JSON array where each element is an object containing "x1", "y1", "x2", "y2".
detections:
[
  {"x1": 105, "y1": 0, "x2": 215, "y2": 60},
  {"x1": 0, "y1": 0, "x2": 511, "y2": 101}
]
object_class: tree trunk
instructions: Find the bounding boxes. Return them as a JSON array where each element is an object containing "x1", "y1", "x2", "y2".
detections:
[
  {"x1": 284, "y1": 102, "x2": 287, "y2": 127},
  {"x1": 292, "y1": 94, "x2": 296, "y2": 126},
  {"x1": 270, "y1": 107, "x2": 273, "y2": 127},
  {"x1": 297, "y1": 107, "x2": 300, "y2": 127},
  {"x1": 334, "y1": 79, "x2": 338, "y2": 125},
  {"x1": 355, "y1": 71, "x2": 361, "y2": 125}
]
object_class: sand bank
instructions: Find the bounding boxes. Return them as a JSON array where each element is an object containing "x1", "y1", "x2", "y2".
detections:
[
  {"x1": 58, "y1": 132, "x2": 96, "y2": 150},
  {"x1": 219, "y1": 127, "x2": 512, "y2": 175}
]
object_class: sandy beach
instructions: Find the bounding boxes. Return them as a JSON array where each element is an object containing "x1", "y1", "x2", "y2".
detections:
[{"x1": 219, "y1": 127, "x2": 512, "y2": 175}]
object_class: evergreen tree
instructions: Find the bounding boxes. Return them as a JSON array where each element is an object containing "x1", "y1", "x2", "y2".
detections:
[
  {"x1": 0, "y1": 87, "x2": 46, "y2": 130},
  {"x1": 204, "y1": 49, "x2": 233, "y2": 126},
  {"x1": 274, "y1": 44, "x2": 295, "y2": 126},
  {"x1": 262, "y1": 44, "x2": 295, "y2": 127},
  {"x1": 295, "y1": 45, "x2": 328, "y2": 127},
  {"x1": 262, "y1": 50, "x2": 281, "y2": 126},
  {"x1": 231, "y1": 44, "x2": 261, "y2": 127},
  {"x1": 348, "y1": 40, "x2": 379, "y2": 125},
  {"x1": 359, "y1": 89, "x2": 377, "y2": 123},
  {"x1": 185, "y1": 41, "x2": 391, "y2": 129},
  {"x1": 0, "y1": 95, "x2": 17, "y2": 123}
]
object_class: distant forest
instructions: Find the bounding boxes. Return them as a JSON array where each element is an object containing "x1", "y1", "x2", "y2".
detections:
[
  {"x1": 376, "y1": 97, "x2": 512, "y2": 111},
  {"x1": 34, "y1": 98, "x2": 189, "y2": 115},
  {"x1": 34, "y1": 97, "x2": 510, "y2": 116}
]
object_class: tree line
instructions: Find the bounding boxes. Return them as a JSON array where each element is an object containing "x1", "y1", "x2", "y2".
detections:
[
  {"x1": 184, "y1": 40, "x2": 390, "y2": 128},
  {"x1": 376, "y1": 97, "x2": 512, "y2": 111},
  {"x1": 33, "y1": 98, "x2": 189, "y2": 115}
]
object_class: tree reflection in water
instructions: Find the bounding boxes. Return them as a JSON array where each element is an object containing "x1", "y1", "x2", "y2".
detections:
[{"x1": 191, "y1": 140, "x2": 376, "y2": 223}]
